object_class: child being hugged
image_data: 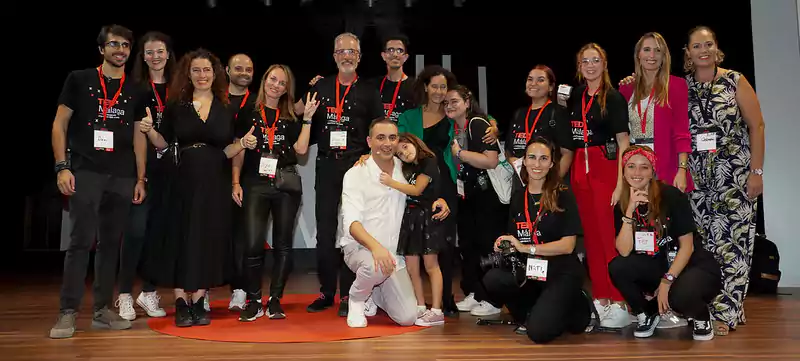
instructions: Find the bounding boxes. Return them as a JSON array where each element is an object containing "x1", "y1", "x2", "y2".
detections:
[{"x1": 378, "y1": 133, "x2": 447, "y2": 326}]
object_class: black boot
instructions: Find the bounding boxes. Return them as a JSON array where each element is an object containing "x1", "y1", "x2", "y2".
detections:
[
  {"x1": 442, "y1": 294, "x2": 459, "y2": 318},
  {"x1": 192, "y1": 296, "x2": 211, "y2": 326},
  {"x1": 175, "y1": 298, "x2": 193, "y2": 327}
]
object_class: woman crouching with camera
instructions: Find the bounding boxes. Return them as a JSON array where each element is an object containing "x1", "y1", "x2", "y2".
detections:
[
  {"x1": 483, "y1": 136, "x2": 591, "y2": 344},
  {"x1": 608, "y1": 145, "x2": 720, "y2": 341}
]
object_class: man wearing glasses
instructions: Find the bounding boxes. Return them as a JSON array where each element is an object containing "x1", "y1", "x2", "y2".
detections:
[
  {"x1": 297, "y1": 32, "x2": 384, "y2": 317},
  {"x1": 50, "y1": 24, "x2": 148, "y2": 339},
  {"x1": 375, "y1": 34, "x2": 416, "y2": 122}
]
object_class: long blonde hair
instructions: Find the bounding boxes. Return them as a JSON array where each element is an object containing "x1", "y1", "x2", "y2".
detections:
[
  {"x1": 254, "y1": 64, "x2": 297, "y2": 121},
  {"x1": 633, "y1": 32, "x2": 671, "y2": 107},
  {"x1": 576, "y1": 43, "x2": 612, "y2": 116}
]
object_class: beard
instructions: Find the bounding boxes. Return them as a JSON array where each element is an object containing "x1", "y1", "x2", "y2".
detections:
[
  {"x1": 231, "y1": 74, "x2": 252, "y2": 87},
  {"x1": 104, "y1": 52, "x2": 127, "y2": 67}
]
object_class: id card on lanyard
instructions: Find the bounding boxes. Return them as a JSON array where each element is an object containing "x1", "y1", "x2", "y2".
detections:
[
  {"x1": 94, "y1": 66, "x2": 125, "y2": 151},
  {"x1": 633, "y1": 208, "x2": 657, "y2": 255},
  {"x1": 524, "y1": 192, "x2": 548, "y2": 281},
  {"x1": 258, "y1": 106, "x2": 280, "y2": 178},
  {"x1": 330, "y1": 75, "x2": 356, "y2": 150},
  {"x1": 694, "y1": 67, "x2": 719, "y2": 153}
]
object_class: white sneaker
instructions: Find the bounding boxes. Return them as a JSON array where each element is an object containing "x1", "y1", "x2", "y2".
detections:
[
  {"x1": 456, "y1": 293, "x2": 479, "y2": 312},
  {"x1": 600, "y1": 303, "x2": 632, "y2": 329},
  {"x1": 203, "y1": 291, "x2": 211, "y2": 312},
  {"x1": 347, "y1": 298, "x2": 367, "y2": 328},
  {"x1": 136, "y1": 292, "x2": 166, "y2": 317},
  {"x1": 657, "y1": 311, "x2": 688, "y2": 329},
  {"x1": 229, "y1": 289, "x2": 246, "y2": 311},
  {"x1": 470, "y1": 301, "x2": 502, "y2": 316},
  {"x1": 116, "y1": 294, "x2": 136, "y2": 321},
  {"x1": 593, "y1": 299, "x2": 609, "y2": 322},
  {"x1": 364, "y1": 296, "x2": 377, "y2": 317}
]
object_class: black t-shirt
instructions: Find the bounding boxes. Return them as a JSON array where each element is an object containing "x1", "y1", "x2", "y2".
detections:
[
  {"x1": 505, "y1": 103, "x2": 575, "y2": 158},
  {"x1": 307, "y1": 75, "x2": 384, "y2": 155},
  {"x1": 235, "y1": 105, "x2": 303, "y2": 180},
  {"x1": 372, "y1": 75, "x2": 416, "y2": 122},
  {"x1": 455, "y1": 116, "x2": 500, "y2": 197},
  {"x1": 229, "y1": 90, "x2": 256, "y2": 115},
  {"x1": 507, "y1": 186, "x2": 584, "y2": 276},
  {"x1": 138, "y1": 81, "x2": 169, "y2": 173},
  {"x1": 567, "y1": 85, "x2": 629, "y2": 149},
  {"x1": 614, "y1": 183, "x2": 719, "y2": 274},
  {"x1": 58, "y1": 67, "x2": 146, "y2": 178},
  {"x1": 404, "y1": 156, "x2": 440, "y2": 207}
]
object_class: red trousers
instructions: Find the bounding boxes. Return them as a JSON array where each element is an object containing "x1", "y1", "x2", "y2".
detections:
[{"x1": 570, "y1": 146, "x2": 623, "y2": 301}]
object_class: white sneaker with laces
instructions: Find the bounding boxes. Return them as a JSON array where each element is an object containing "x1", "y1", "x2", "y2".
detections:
[
  {"x1": 415, "y1": 309, "x2": 445, "y2": 326},
  {"x1": 456, "y1": 293, "x2": 479, "y2": 312},
  {"x1": 347, "y1": 298, "x2": 367, "y2": 328},
  {"x1": 136, "y1": 292, "x2": 166, "y2": 317},
  {"x1": 116, "y1": 294, "x2": 136, "y2": 321},
  {"x1": 600, "y1": 303, "x2": 632, "y2": 329},
  {"x1": 229, "y1": 289, "x2": 246, "y2": 311},
  {"x1": 593, "y1": 299, "x2": 609, "y2": 322},
  {"x1": 364, "y1": 296, "x2": 377, "y2": 317},
  {"x1": 469, "y1": 301, "x2": 502, "y2": 316}
]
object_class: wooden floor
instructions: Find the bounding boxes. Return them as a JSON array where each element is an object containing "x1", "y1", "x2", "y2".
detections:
[{"x1": 1, "y1": 272, "x2": 798, "y2": 361}]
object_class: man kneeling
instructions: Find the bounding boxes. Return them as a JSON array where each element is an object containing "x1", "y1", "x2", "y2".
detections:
[{"x1": 339, "y1": 117, "x2": 418, "y2": 328}]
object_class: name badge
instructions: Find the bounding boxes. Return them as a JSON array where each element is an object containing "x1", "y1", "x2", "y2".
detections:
[
  {"x1": 696, "y1": 133, "x2": 717, "y2": 152},
  {"x1": 512, "y1": 157, "x2": 523, "y2": 178},
  {"x1": 330, "y1": 130, "x2": 347, "y2": 149},
  {"x1": 457, "y1": 179, "x2": 465, "y2": 197},
  {"x1": 94, "y1": 129, "x2": 114, "y2": 151},
  {"x1": 259, "y1": 155, "x2": 278, "y2": 178},
  {"x1": 526, "y1": 257, "x2": 548, "y2": 281},
  {"x1": 667, "y1": 250, "x2": 678, "y2": 267},
  {"x1": 635, "y1": 231, "x2": 656, "y2": 254}
]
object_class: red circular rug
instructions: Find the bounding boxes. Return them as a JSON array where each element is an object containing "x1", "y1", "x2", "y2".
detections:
[{"x1": 147, "y1": 293, "x2": 429, "y2": 343}]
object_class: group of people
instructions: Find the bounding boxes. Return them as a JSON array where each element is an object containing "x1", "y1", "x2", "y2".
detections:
[{"x1": 49, "y1": 23, "x2": 766, "y2": 346}]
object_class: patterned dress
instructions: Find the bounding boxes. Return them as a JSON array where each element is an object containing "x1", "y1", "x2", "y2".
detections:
[{"x1": 686, "y1": 70, "x2": 757, "y2": 330}]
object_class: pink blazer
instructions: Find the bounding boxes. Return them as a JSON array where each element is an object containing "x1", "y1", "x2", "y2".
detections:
[{"x1": 619, "y1": 75, "x2": 694, "y2": 192}]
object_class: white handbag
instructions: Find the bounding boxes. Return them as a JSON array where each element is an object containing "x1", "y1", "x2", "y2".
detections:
[{"x1": 468, "y1": 117, "x2": 515, "y2": 204}]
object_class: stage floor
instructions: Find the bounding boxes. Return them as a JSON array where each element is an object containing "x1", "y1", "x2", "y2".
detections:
[{"x1": 1, "y1": 272, "x2": 798, "y2": 360}]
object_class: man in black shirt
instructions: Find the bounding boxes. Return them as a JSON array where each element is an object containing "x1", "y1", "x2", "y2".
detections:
[
  {"x1": 375, "y1": 34, "x2": 415, "y2": 122},
  {"x1": 297, "y1": 32, "x2": 384, "y2": 316},
  {"x1": 50, "y1": 24, "x2": 147, "y2": 339}
]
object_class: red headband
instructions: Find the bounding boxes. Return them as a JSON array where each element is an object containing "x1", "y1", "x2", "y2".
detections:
[{"x1": 622, "y1": 147, "x2": 657, "y2": 171}]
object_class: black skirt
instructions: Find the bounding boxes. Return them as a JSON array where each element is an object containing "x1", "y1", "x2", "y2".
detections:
[{"x1": 398, "y1": 203, "x2": 446, "y2": 256}]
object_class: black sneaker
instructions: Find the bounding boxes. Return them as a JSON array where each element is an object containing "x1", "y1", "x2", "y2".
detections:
[
  {"x1": 192, "y1": 297, "x2": 211, "y2": 326},
  {"x1": 633, "y1": 312, "x2": 660, "y2": 338},
  {"x1": 692, "y1": 319, "x2": 714, "y2": 341},
  {"x1": 338, "y1": 296, "x2": 349, "y2": 317},
  {"x1": 175, "y1": 298, "x2": 193, "y2": 328},
  {"x1": 514, "y1": 325, "x2": 528, "y2": 335},
  {"x1": 442, "y1": 295, "x2": 460, "y2": 318},
  {"x1": 239, "y1": 300, "x2": 264, "y2": 322},
  {"x1": 267, "y1": 297, "x2": 286, "y2": 319},
  {"x1": 306, "y1": 293, "x2": 334, "y2": 313}
]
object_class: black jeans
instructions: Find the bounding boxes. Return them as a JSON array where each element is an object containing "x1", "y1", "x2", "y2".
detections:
[
  {"x1": 437, "y1": 178, "x2": 459, "y2": 307},
  {"x1": 314, "y1": 154, "x2": 358, "y2": 298},
  {"x1": 458, "y1": 186, "x2": 508, "y2": 305},
  {"x1": 239, "y1": 180, "x2": 301, "y2": 301},
  {"x1": 118, "y1": 183, "x2": 156, "y2": 294},
  {"x1": 483, "y1": 268, "x2": 590, "y2": 344},
  {"x1": 60, "y1": 170, "x2": 134, "y2": 312},
  {"x1": 608, "y1": 254, "x2": 719, "y2": 321}
]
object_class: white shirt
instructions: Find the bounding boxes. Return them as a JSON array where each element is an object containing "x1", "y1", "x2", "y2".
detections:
[{"x1": 338, "y1": 156, "x2": 408, "y2": 259}]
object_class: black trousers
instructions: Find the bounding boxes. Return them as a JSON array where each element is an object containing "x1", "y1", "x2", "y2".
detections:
[
  {"x1": 239, "y1": 180, "x2": 301, "y2": 301},
  {"x1": 118, "y1": 182, "x2": 156, "y2": 294},
  {"x1": 484, "y1": 268, "x2": 590, "y2": 344},
  {"x1": 437, "y1": 178, "x2": 459, "y2": 307},
  {"x1": 61, "y1": 170, "x2": 135, "y2": 312},
  {"x1": 314, "y1": 154, "x2": 358, "y2": 298},
  {"x1": 608, "y1": 254, "x2": 719, "y2": 321},
  {"x1": 458, "y1": 186, "x2": 508, "y2": 305}
]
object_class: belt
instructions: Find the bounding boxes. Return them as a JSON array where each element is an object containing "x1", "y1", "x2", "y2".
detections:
[
  {"x1": 179, "y1": 143, "x2": 207, "y2": 152},
  {"x1": 318, "y1": 148, "x2": 364, "y2": 160}
]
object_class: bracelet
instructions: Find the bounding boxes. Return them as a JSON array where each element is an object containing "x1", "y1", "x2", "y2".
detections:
[
  {"x1": 622, "y1": 216, "x2": 634, "y2": 224},
  {"x1": 239, "y1": 138, "x2": 245, "y2": 148},
  {"x1": 302, "y1": 119, "x2": 312, "y2": 125},
  {"x1": 137, "y1": 178, "x2": 147, "y2": 183},
  {"x1": 457, "y1": 149, "x2": 463, "y2": 160}
]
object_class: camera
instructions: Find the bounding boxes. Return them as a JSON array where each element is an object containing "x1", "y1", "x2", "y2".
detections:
[{"x1": 479, "y1": 239, "x2": 527, "y2": 286}]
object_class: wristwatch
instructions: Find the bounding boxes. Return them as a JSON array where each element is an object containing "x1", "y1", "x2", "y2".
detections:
[
  {"x1": 751, "y1": 168, "x2": 763, "y2": 176},
  {"x1": 662, "y1": 273, "x2": 676, "y2": 283},
  {"x1": 54, "y1": 160, "x2": 70, "y2": 174}
]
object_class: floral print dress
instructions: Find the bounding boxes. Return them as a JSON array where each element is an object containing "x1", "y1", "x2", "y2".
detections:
[{"x1": 686, "y1": 69, "x2": 757, "y2": 331}]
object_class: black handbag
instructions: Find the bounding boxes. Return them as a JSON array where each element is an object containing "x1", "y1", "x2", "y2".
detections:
[{"x1": 275, "y1": 165, "x2": 302, "y2": 194}]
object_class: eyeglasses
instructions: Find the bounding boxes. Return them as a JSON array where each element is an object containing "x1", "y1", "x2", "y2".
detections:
[
  {"x1": 384, "y1": 47, "x2": 406, "y2": 55},
  {"x1": 581, "y1": 57, "x2": 602, "y2": 65},
  {"x1": 334, "y1": 49, "x2": 359, "y2": 56},
  {"x1": 106, "y1": 41, "x2": 131, "y2": 49}
]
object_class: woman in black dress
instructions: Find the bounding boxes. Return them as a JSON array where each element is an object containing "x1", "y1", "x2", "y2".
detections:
[{"x1": 139, "y1": 48, "x2": 257, "y2": 327}]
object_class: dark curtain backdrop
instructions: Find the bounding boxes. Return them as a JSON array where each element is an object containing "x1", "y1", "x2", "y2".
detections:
[{"x1": 12, "y1": 0, "x2": 762, "y2": 266}]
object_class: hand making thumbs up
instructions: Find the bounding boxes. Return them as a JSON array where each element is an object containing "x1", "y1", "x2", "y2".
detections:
[
  {"x1": 241, "y1": 126, "x2": 258, "y2": 149},
  {"x1": 140, "y1": 107, "x2": 154, "y2": 133}
]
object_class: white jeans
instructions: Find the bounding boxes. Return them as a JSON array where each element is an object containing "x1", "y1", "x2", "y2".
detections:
[{"x1": 343, "y1": 244, "x2": 417, "y2": 326}]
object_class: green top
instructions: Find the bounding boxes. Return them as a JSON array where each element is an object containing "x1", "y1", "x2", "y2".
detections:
[{"x1": 397, "y1": 107, "x2": 496, "y2": 183}]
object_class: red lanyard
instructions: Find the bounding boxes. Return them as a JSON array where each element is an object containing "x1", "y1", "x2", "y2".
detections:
[
  {"x1": 259, "y1": 106, "x2": 280, "y2": 152},
  {"x1": 150, "y1": 80, "x2": 166, "y2": 114},
  {"x1": 380, "y1": 74, "x2": 404, "y2": 117},
  {"x1": 524, "y1": 191, "x2": 544, "y2": 245},
  {"x1": 580, "y1": 87, "x2": 596, "y2": 144},
  {"x1": 524, "y1": 100, "x2": 551, "y2": 142},
  {"x1": 240, "y1": 89, "x2": 250, "y2": 110},
  {"x1": 96, "y1": 66, "x2": 125, "y2": 123},
  {"x1": 335, "y1": 74, "x2": 357, "y2": 123},
  {"x1": 637, "y1": 87, "x2": 656, "y2": 134}
]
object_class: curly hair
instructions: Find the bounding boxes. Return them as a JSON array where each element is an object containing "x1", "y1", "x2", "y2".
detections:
[
  {"x1": 413, "y1": 65, "x2": 458, "y2": 106},
  {"x1": 167, "y1": 48, "x2": 229, "y2": 106}
]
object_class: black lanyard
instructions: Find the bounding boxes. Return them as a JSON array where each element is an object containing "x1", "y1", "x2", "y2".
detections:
[{"x1": 693, "y1": 66, "x2": 718, "y2": 125}]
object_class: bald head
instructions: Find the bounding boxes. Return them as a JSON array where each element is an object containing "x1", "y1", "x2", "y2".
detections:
[{"x1": 226, "y1": 53, "x2": 254, "y2": 88}]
